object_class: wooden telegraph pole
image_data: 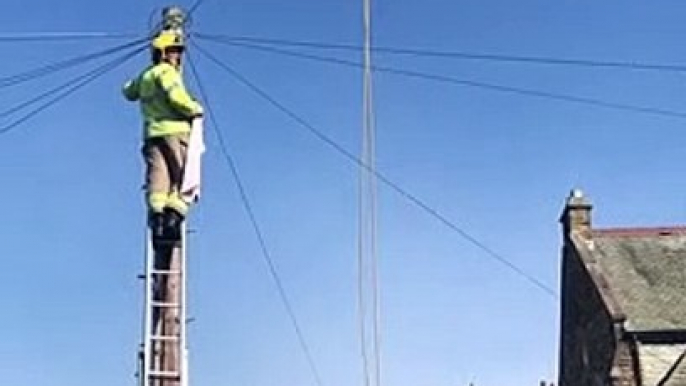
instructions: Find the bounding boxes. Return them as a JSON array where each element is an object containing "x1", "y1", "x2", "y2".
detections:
[{"x1": 138, "y1": 7, "x2": 190, "y2": 386}]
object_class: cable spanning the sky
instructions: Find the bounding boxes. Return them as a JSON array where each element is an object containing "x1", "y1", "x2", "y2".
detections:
[
  {"x1": 186, "y1": 51, "x2": 325, "y2": 386},
  {"x1": 192, "y1": 42, "x2": 558, "y2": 299},
  {"x1": 195, "y1": 33, "x2": 686, "y2": 73},
  {"x1": 196, "y1": 37, "x2": 686, "y2": 120},
  {"x1": 0, "y1": 41, "x2": 147, "y2": 135},
  {"x1": 187, "y1": 0, "x2": 210, "y2": 19},
  {"x1": 4, "y1": 12, "x2": 670, "y2": 385},
  {"x1": 0, "y1": 37, "x2": 149, "y2": 89},
  {"x1": 358, "y1": 0, "x2": 382, "y2": 385},
  {"x1": 7, "y1": 29, "x2": 686, "y2": 74},
  {"x1": 191, "y1": 35, "x2": 681, "y2": 380},
  {"x1": 0, "y1": 32, "x2": 142, "y2": 42}
]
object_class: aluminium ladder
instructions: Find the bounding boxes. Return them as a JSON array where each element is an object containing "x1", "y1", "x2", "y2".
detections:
[{"x1": 138, "y1": 225, "x2": 189, "y2": 386}]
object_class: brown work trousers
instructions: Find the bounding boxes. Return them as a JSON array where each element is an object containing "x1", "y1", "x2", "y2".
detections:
[{"x1": 142, "y1": 133, "x2": 189, "y2": 214}]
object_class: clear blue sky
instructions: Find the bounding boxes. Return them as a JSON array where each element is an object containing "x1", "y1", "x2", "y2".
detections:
[{"x1": 2, "y1": 1, "x2": 686, "y2": 385}]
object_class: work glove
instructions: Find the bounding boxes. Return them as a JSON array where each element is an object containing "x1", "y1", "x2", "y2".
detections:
[{"x1": 193, "y1": 104, "x2": 204, "y2": 118}]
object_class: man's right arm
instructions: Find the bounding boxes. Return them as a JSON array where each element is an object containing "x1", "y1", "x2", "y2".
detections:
[{"x1": 158, "y1": 68, "x2": 203, "y2": 117}]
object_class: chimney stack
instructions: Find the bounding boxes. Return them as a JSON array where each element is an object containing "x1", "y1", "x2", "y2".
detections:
[{"x1": 560, "y1": 188, "x2": 593, "y2": 239}]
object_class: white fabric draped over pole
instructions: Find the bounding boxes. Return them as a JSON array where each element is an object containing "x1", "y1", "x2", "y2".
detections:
[{"x1": 181, "y1": 117, "x2": 206, "y2": 203}]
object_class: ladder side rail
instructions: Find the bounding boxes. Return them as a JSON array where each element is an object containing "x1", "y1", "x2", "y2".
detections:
[
  {"x1": 143, "y1": 230, "x2": 155, "y2": 385},
  {"x1": 180, "y1": 223, "x2": 189, "y2": 386}
]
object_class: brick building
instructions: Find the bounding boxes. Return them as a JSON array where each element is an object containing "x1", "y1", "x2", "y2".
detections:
[{"x1": 558, "y1": 190, "x2": 686, "y2": 385}]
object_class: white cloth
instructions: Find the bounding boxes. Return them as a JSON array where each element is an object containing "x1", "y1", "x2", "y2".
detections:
[{"x1": 181, "y1": 118, "x2": 205, "y2": 203}]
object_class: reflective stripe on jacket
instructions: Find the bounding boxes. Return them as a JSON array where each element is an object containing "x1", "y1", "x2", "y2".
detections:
[{"x1": 123, "y1": 62, "x2": 203, "y2": 138}]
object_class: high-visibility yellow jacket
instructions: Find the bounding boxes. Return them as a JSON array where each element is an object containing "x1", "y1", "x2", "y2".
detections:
[{"x1": 123, "y1": 62, "x2": 203, "y2": 138}]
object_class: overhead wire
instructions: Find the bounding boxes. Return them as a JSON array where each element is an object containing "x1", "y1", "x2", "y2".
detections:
[
  {"x1": 192, "y1": 42, "x2": 558, "y2": 299},
  {"x1": 0, "y1": 43, "x2": 147, "y2": 135},
  {"x1": 192, "y1": 32, "x2": 683, "y2": 386},
  {"x1": 196, "y1": 37, "x2": 686, "y2": 120},
  {"x1": 358, "y1": 0, "x2": 382, "y2": 384},
  {"x1": 0, "y1": 32, "x2": 143, "y2": 42},
  {"x1": 195, "y1": 33, "x2": 686, "y2": 73},
  {"x1": 186, "y1": 51, "x2": 325, "y2": 386},
  {"x1": 195, "y1": 43, "x2": 686, "y2": 368},
  {"x1": 0, "y1": 37, "x2": 150, "y2": 89},
  {"x1": 187, "y1": 0, "x2": 209, "y2": 18},
  {"x1": 0, "y1": 23, "x2": 635, "y2": 385},
  {"x1": 196, "y1": 31, "x2": 676, "y2": 384},
  {"x1": 0, "y1": 41, "x2": 146, "y2": 119}
]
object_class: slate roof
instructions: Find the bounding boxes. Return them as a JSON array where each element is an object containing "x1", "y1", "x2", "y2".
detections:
[
  {"x1": 638, "y1": 343, "x2": 686, "y2": 385},
  {"x1": 586, "y1": 227, "x2": 686, "y2": 331}
]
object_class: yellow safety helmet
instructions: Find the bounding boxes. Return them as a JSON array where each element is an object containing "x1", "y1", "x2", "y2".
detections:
[{"x1": 151, "y1": 31, "x2": 185, "y2": 52}]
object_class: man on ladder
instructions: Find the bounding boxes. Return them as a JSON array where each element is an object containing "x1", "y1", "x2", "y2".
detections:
[
  {"x1": 123, "y1": 30, "x2": 203, "y2": 243},
  {"x1": 124, "y1": 18, "x2": 201, "y2": 384}
]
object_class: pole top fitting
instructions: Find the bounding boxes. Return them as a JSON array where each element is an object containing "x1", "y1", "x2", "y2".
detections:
[{"x1": 162, "y1": 6, "x2": 187, "y2": 33}]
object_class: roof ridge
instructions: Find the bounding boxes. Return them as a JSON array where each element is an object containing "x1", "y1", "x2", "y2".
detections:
[{"x1": 593, "y1": 226, "x2": 686, "y2": 237}]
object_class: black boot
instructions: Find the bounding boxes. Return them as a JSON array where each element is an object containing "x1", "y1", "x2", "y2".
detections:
[
  {"x1": 163, "y1": 208, "x2": 184, "y2": 241},
  {"x1": 149, "y1": 212, "x2": 165, "y2": 240}
]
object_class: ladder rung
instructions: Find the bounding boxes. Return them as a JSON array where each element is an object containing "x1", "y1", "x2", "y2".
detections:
[
  {"x1": 151, "y1": 335, "x2": 180, "y2": 341},
  {"x1": 148, "y1": 370, "x2": 181, "y2": 379},
  {"x1": 151, "y1": 301, "x2": 181, "y2": 308},
  {"x1": 152, "y1": 269, "x2": 182, "y2": 275}
]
